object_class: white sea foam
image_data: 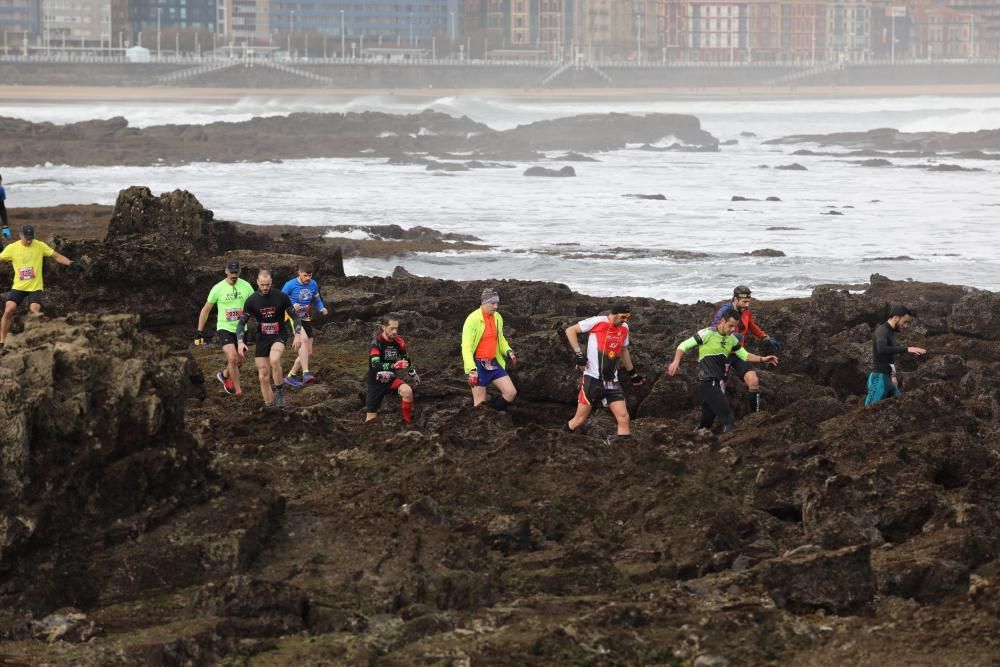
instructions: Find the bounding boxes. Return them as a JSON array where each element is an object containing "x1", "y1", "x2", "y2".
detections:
[{"x1": 3, "y1": 95, "x2": 999, "y2": 302}]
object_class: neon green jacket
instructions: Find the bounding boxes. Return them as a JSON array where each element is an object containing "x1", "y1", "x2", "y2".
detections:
[{"x1": 461, "y1": 308, "x2": 512, "y2": 374}]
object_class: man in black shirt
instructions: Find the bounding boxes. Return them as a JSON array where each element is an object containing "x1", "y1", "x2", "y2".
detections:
[
  {"x1": 365, "y1": 314, "x2": 417, "y2": 423},
  {"x1": 865, "y1": 304, "x2": 926, "y2": 406},
  {"x1": 236, "y1": 270, "x2": 302, "y2": 409}
]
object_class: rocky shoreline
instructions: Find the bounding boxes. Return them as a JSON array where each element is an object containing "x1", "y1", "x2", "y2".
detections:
[
  {"x1": 0, "y1": 111, "x2": 718, "y2": 168},
  {"x1": 0, "y1": 188, "x2": 997, "y2": 665}
]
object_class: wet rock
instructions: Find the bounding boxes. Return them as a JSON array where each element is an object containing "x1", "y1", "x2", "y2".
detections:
[
  {"x1": 745, "y1": 248, "x2": 786, "y2": 257},
  {"x1": 556, "y1": 152, "x2": 599, "y2": 162},
  {"x1": 524, "y1": 166, "x2": 576, "y2": 177},
  {"x1": 207, "y1": 576, "x2": 312, "y2": 637},
  {"x1": 757, "y1": 545, "x2": 876, "y2": 615},
  {"x1": 926, "y1": 163, "x2": 984, "y2": 172},
  {"x1": 822, "y1": 210, "x2": 844, "y2": 215},
  {"x1": 765, "y1": 196, "x2": 782, "y2": 201},
  {"x1": 30, "y1": 609, "x2": 100, "y2": 643},
  {"x1": 731, "y1": 195, "x2": 757, "y2": 201},
  {"x1": 623, "y1": 193, "x2": 667, "y2": 200},
  {"x1": 949, "y1": 289, "x2": 1000, "y2": 339},
  {"x1": 859, "y1": 158, "x2": 893, "y2": 167},
  {"x1": 400, "y1": 496, "x2": 449, "y2": 526},
  {"x1": 874, "y1": 557, "x2": 969, "y2": 603},
  {"x1": 720, "y1": 139, "x2": 738, "y2": 146},
  {"x1": 776, "y1": 163, "x2": 808, "y2": 171}
]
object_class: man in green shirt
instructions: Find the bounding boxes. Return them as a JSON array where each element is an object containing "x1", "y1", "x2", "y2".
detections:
[
  {"x1": 667, "y1": 308, "x2": 779, "y2": 433},
  {"x1": 196, "y1": 260, "x2": 255, "y2": 396}
]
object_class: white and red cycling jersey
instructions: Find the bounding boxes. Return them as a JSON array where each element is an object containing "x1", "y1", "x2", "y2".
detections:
[{"x1": 578, "y1": 315, "x2": 630, "y2": 382}]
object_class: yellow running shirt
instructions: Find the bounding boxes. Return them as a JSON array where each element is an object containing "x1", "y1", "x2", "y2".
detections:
[{"x1": 0, "y1": 240, "x2": 55, "y2": 292}]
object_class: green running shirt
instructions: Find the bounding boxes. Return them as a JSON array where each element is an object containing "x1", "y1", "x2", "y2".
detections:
[
  {"x1": 207, "y1": 278, "x2": 255, "y2": 333},
  {"x1": 678, "y1": 327, "x2": 750, "y2": 381}
]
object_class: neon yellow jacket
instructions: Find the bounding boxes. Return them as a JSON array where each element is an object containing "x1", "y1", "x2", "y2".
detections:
[{"x1": 461, "y1": 308, "x2": 512, "y2": 374}]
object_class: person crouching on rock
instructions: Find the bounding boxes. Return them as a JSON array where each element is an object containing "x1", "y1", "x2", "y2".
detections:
[
  {"x1": 196, "y1": 260, "x2": 255, "y2": 396},
  {"x1": 365, "y1": 314, "x2": 418, "y2": 424},
  {"x1": 0, "y1": 224, "x2": 84, "y2": 354},
  {"x1": 711, "y1": 285, "x2": 781, "y2": 412},
  {"x1": 462, "y1": 287, "x2": 517, "y2": 411},
  {"x1": 865, "y1": 304, "x2": 926, "y2": 406},
  {"x1": 235, "y1": 269, "x2": 302, "y2": 409},
  {"x1": 563, "y1": 305, "x2": 645, "y2": 441},
  {"x1": 667, "y1": 308, "x2": 778, "y2": 434}
]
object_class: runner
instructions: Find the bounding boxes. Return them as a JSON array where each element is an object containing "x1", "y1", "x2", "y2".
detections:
[
  {"x1": 235, "y1": 269, "x2": 302, "y2": 409},
  {"x1": 195, "y1": 260, "x2": 255, "y2": 396},
  {"x1": 668, "y1": 308, "x2": 779, "y2": 433},
  {"x1": 710, "y1": 285, "x2": 781, "y2": 412},
  {"x1": 865, "y1": 305, "x2": 926, "y2": 405},
  {"x1": 0, "y1": 224, "x2": 84, "y2": 353},
  {"x1": 461, "y1": 287, "x2": 517, "y2": 411},
  {"x1": 281, "y1": 261, "x2": 328, "y2": 388},
  {"x1": 563, "y1": 305, "x2": 645, "y2": 439},
  {"x1": 365, "y1": 314, "x2": 418, "y2": 423},
  {"x1": 0, "y1": 174, "x2": 9, "y2": 240}
]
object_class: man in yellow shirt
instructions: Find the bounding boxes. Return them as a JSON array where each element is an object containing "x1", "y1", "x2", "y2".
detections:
[{"x1": 0, "y1": 224, "x2": 83, "y2": 352}]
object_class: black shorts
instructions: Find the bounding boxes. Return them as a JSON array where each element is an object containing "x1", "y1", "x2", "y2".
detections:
[
  {"x1": 4, "y1": 289, "x2": 44, "y2": 307},
  {"x1": 300, "y1": 319, "x2": 315, "y2": 339},
  {"x1": 255, "y1": 335, "x2": 287, "y2": 358},
  {"x1": 366, "y1": 376, "x2": 403, "y2": 412},
  {"x1": 216, "y1": 330, "x2": 238, "y2": 347},
  {"x1": 578, "y1": 375, "x2": 626, "y2": 406},
  {"x1": 727, "y1": 355, "x2": 752, "y2": 379}
]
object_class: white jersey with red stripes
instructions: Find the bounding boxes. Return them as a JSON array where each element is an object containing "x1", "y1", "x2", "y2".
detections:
[{"x1": 578, "y1": 315, "x2": 630, "y2": 381}]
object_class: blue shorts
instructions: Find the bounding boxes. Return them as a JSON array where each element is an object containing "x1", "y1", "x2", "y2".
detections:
[
  {"x1": 474, "y1": 358, "x2": 509, "y2": 386},
  {"x1": 865, "y1": 372, "x2": 901, "y2": 406}
]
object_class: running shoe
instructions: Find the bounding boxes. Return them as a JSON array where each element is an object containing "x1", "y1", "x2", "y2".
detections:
[
  {"x1": 274, "y1": 386, "x2": 286, "y2": 408},
  {"x1": 283, "y1": 375, "x2": 303, "y2": 389},
  {"x1": 216, "y1": 370, "x2": 236, "y2": 395},
  {"x1": 302, "y1": 372, "x2": 316, "y2": 385}
]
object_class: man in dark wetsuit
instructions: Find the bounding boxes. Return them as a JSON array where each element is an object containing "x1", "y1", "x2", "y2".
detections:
[
  {"x1": 710, "y1": 285, "x2": 781, "y2": 412},
  {"x1": 365, "y1": 314, "x2": 417, "y2": 423},
  {"x1": 865, "y1": 304, "x2": 926, "y2": 406},
  {"x1": 668, "y1": 308, "x2": 779, "y2": 433},
  {"x1": 563, "y1": 305, "x2": 644, "y2": 440},
  {"x1": 0, "y1": 174, "x2": 10, "y2": 242},
  {"x1": 236, "y1": 270, "x2": 302, "y2": 409}
]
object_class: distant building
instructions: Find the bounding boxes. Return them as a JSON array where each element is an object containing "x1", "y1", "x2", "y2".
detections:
[
  {"x1": 267, "y1": 0, "x2": 461, "y2": 55},
  {"x1": 0, "y1": 0, "x2": 41, "y2": 36},
  {"x1": 129, "y1": 0, "x2": 219, "y2": 37}
]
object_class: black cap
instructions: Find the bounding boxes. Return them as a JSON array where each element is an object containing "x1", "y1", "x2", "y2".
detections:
[
  {"x1": 20, "y1": 225, "x2": 35, "y2": 239},
  {"x1": 733, "y1": 285, "x2": 752, "y2": 298},
  {"x1": 610, "y1": 304, "x2": 631, "y2": 314},
  {"x1": 888, "y1": 304, "x2": 911, "y2": 318},
  {"x1": 225, "y1": 260, "x2": 241, "y2": 273}
]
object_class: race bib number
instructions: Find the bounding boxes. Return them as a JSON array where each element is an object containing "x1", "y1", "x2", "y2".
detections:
[
  {"x1": 225, "y1": 308, "x2": 242, "y2": 321},
  {"x1": 603, "y1": 381, "x2": 622, "y2": 392},
  {"x1": 261, "y1": 322, "x2": 280, "y2": 335},
  {"x1": 18, "y1": 267, "x2": 35, "y2": 281}
]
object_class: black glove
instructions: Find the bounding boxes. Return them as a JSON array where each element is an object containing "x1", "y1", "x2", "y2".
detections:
[
  {"x1": 68, "y1": 261, "x2": 84, "y2": 272},
  {"x1": 629, "y1": 369, "x2": 645, "y2": 386},
  {"x1": 763, "y1": 336, "x2": 782, "y2": 352},
  {"x1": 194, "y1": 330, "x2": 205, "y2": 346},
  {"x1": 574, "y1": 351, "x2": 587, "y2": 369}
]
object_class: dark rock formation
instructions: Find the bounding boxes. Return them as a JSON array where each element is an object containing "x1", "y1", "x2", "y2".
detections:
[
  {"x1": 0, "y1": 191, "x2": 998, "y2": 664},
  {"x1": 776, "y1": 162, "x2": 808, "y2": 170},
  {"x1": 767, "y1": 126, "x2": 1000, "y2": 153},
  {"x1": 0, "y1": 111, "x2": 719, "y2": 167},
  {"x1": 746, "y1": 248, "x2": 786, "y2": 257},
  {"x1": 623, "y1": 193, "x2": 667, "y2": 200},
  {"x1": 524, "y1": 165, "x2": 576, "y2": 177}
]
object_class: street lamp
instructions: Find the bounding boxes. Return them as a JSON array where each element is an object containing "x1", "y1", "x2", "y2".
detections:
[
  {"x1": 157, "y1": 8, "x2": 161, "y2": 59},
  {"x1": 340, "y1": 9, "x2": 345, "y2": 58},
  {"x1": 289, "y1": 10, "x2": 295, "y2": 59}
]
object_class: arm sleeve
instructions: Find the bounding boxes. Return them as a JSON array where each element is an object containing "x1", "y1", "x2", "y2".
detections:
[
  {"x1": 369, "y1": 343, "x2": 386, "y2": 370},
  {"x1": 312, "y1": 283, "x2": 326, "y2": 311},
  {"x1": 875, "y1": 327, "x2": 907, "y2": 355},
  {"x1": 746, "y1": 312, "x2": 767, "y2": 340},
  {"x1": 709, "y1": 303, "x2": 727, "y2": 326},
  {"x1": 461, "y1": 313, "x2": 477, "y2": 374},
  {"x1": 496, "y1": 313, "x2": 511, "y2": 357},
  {"x1": 281, "y1": 280, "x2": 294, "y2": 298},
  {"x1": 0, "y1": 245, "x2": 10, "y2": 261},
  {"x1": 677, "y1": 336, "x2": 699, "y2": 352},
  {"x1": 577, "y1": 315, "x2": 604, "y2": 333},
  {"x1": 734, "y1": 346, "x2": 750, "y2": 361},
  {"x1": 41, "y1": 242, "x2": 55, "y2": 257}
]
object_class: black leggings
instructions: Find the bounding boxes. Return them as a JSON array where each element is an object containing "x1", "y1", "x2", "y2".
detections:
[{"x1": 699, "y1": 379, "x2": 734, "y2": 429}]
